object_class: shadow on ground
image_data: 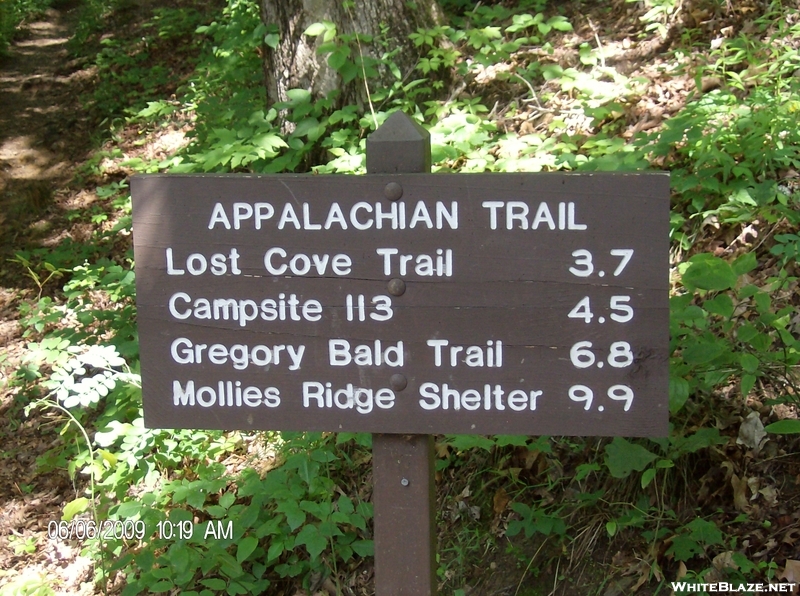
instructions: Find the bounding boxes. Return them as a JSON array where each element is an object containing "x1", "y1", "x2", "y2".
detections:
[{"x1": 0, "y1": 6, "x2": 94, "y2": 286}]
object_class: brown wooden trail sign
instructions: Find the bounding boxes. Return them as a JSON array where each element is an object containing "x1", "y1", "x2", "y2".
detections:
[
  {"x1": 131, "y1": 111, "x2": 669, "y2": 595},
  {"x1": 131, "y1": 168, "x2": 669, "y2": 435}
]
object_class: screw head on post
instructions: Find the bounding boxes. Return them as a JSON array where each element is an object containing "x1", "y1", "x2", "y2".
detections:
[
  {"x1": 389, "y1": 373, "x2": 408, "y2": 392},
  {"x1": 384, "y1": 182, "x2": 403, "y2": 201},
  {"x1": 387, "y1": 278, "x2": 406, "y2": 296}
]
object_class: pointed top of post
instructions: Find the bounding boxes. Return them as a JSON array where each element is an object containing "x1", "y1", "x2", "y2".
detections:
[{"x1": 366, "y1": 111, "x2": 431, "y2": 174}]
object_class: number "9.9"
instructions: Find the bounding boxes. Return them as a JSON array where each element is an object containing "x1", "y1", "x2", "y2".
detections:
[{"x1": 569, "y1": 385, "x2": 634, "y2": 411}]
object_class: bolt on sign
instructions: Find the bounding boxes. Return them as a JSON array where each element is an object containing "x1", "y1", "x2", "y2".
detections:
[{"x1": 131, "y1": 172, "x2": 669, "y2": 436}]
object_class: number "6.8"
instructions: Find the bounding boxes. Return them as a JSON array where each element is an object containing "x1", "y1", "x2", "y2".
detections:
[{"x1": 570, "y1": 341, "x2": 634, "y2": 369}]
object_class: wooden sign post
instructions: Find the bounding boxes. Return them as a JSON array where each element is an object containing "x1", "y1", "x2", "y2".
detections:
[
  {"x1": 367, "y1": 113, "x2": 436, "y2": 596},
  {"x1": 131, "y1": 112, "x2": 670, "y2": 596}
]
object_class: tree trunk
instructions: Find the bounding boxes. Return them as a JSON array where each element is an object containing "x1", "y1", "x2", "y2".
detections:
[{"x1": 261, "y1": 0, "x2": 444, "y2": 111}]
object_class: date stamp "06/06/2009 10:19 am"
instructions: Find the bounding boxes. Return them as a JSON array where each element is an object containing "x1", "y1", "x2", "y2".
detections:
[{"x1": 47, "y1": 518, "x2": 234, "y2": 542}]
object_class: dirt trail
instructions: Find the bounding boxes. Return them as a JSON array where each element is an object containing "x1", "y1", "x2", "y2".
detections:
[
  {"x1": 0, "y1": 7, "x2": 76, "y2": 222},
  {"x1": 0, "y1": 7, "x2": 101, "y2": 595},
  {"x1": 0, "y1": 4, "x2": 89, "y2": 361}
]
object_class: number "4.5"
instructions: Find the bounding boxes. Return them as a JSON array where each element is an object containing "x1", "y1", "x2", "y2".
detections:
[{"x1": 568, "y1": 296, "x2": 633, "y2": 323}]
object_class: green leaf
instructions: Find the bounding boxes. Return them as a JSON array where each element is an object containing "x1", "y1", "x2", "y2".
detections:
[
  {"x1": 604, "y1": 437, "x2": 658, "y2": 478},
  {"x1": 736, "y1": 323, "x2": 758, "y2": 342},
  {"x1": 150, "y1": 580, "x2": 174, "y2": 593},
  {"x1": 201, "y1": 578, "x2": 228, "y2": 590},
  {"x1": 348, "y1": 513, "x2": 366, "y2": 530},
  {"x1": 671, "y1": 428, "x2": 726, "y2": 455},
  {"x1": 764, "y1": 419, "x2": 800, "y2": 434},
  {"x1": 266, "y1": 541, "x2": 285, "y2": 562},
  {"x1": 681, "y1": 256, "x2": 737, "y2": 291},
  {"x1": 352, "y1": 539, "x2": 374, "y2": 557},
  {"x1": 682, "y1": 340, "x2": 726, "y2": 365},
  {"x1": 217, "y1": 551, "x2": 244, "y2": 579},
  {"x1": 446, "y1": 435, "x2": 496, "y2": 451},
  {"x1": 606, "y1": 520, "x2": 617, "y2": 537},
  {"x1": 296, "y1": 524, "x2": 327, "y2": 560},
  {"x1": 277, "y1": 501, "x2": 305, "y2": 531},
  {"x1": 741, "y1": 374, "x2": 756, "y2": 397},
  {"x1": 753, "y1": 291, "x2": 770, "y2": 313},
  {"x1": 252, "y1": 133, "x2": 286, "y2": 152},
  {"x1": 227, "y1": 581, "x2": 248, "y2": 595},
  {"x1": 285, "y1": 89, "x2": 311, "y2": 104},
  {"x1": 219, "y1": 492, "x2": 235, "y2": 510},
  {"x1": 666, "y1": 534, "x2": 703, "y2": 562},
  {"x1": 494, "y1": 435, "x2": 529, "y2": 447},
  {"x1": 237, "y1": 503, "x2": 260, "y2": 531},
  {"x1": 703, "y1": 294, "x2": 733, "y2": 318},
  {"x1": 739, "y1": 353, "x2": 759, "y2": 374},
  {"x1": 328, "y1": 48, "x2": 349, "y2": 71},
  {"x1": 549, "y1": 16, "x2": 573, "y2": 31},
  {"x1": 732, "y1": 251, "x2": 758, "y2": 276},
  {"x1": 337, "y1": 495, "x2": 354, "y2": 516},
  {"x1": 669, "y1": 376, "x2": 690, "y2": 413},
  {"x1": 304, "y1": 22, "x2": 326, "y2": 36},
  {"x1": 686, "y1": 518, "x2": 723, "y2": 545},
  {"x1": 641, "y1": 468, "x2": 657, "y2": 489},
  {"x1": 116, "y1": 500, "x2": 142, "y2": 519},
  {"x1": 168, "y1": 544, "x2": 190, "y2": 575},
  {"x1": 63, "y1": 497, "x2": 90, "y2": 522},
  {"x1": 265, "y1": 33, "x2": 279, "y2": 49},
  {"x1": 236, "y1": 536, "x2": 258, "y2": 563},
  {"x1": 186, "y1": 491, "x2": 207, "y2": 510}
]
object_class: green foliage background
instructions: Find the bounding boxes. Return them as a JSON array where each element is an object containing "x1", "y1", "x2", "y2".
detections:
[{"x1": 3, "y1": 0, "x2": 800, "y2": 594}]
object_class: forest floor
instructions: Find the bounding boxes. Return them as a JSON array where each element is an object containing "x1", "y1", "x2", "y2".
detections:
[
  {"x1": 0, "y1": 0, "x2": 799, "y2": 595},
  {"x1": 0, "y1": 3, "x2": 101, "y2": 594}
]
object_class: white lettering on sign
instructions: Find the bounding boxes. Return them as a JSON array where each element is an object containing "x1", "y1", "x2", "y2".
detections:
[
  {"x1": 376, "y1": 248, "x2": 453, "y2": 277},
  {"x1": 426, "y1": 339, "x2": 502, "y2": 367},
  {"x1": 418, "y1": 383, "x2": 542, "y2": 411},
  {"x1": 263, "y1": 247, "x2": 352, "y2": 276},
  {"x1": 302, "y1": 382, "x2": 396, "y2": 413},
  {"x1": 168, "y1": 292, "x2": 323, "y2": 325},
  {"x1": 166, "y1": 247, "x2": 241, "y2": 276},
  {"x1": 172, "y1": 380, "x2": 280, "y2": 407},
  {"x1": 568, "y1": 296, "x2": 634, "y2": 324},
  {"x1": 130, "y1": 171, "x2": 669, "y2": 435},
  {"x1": 328, "y1": 339, "x2": 404, "y2": 367},
  {"x1": 481, "y1": 201, "x2": 586, "y2": 231},
  {"x1": 345, "y1": 294, "x2": 393, "y2": 322},
  {"x1": 207, "y1": 202, "x2": 275, "y2": 230},
  {"x1": 170, "y1": 337, "x2": 305, "y2": 371},
  {"x1": 207, "y1": 201, "x2": 458, "y2": 231},
  {"x1": 567, "y1": 249, "x2": 635, "y2": 278},
  {"x1": 568, "y1": 385, "x2": 634, "y2": 411},
  {"x1": 564, "y1": 235, "x2": 642, "y2": 413}
]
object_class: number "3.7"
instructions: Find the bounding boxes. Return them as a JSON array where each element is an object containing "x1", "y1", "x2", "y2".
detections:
[{"x1": 569, "y1": 249, "x2": 634, "y2": 277}]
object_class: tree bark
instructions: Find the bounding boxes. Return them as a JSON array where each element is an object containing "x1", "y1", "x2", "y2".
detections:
[{"x1": 261, "y1": 0, "x2": 444, "y2": 111}]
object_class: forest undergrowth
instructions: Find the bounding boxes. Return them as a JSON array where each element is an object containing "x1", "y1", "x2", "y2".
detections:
[{"x1": 0, "y1": 0, "x2": 799, "y2": 594}]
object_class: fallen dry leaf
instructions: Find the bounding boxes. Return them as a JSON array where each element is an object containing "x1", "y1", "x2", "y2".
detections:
[
  {"x1": 524, "y1": 449, "x2": 539, "y2": 470},
  {"x1": 747, "y1": 476, "x2": 760, "y2": 501},
  {"x1": 759, "y1": 485, "x2": 779, "y2": 506},
  {"x1": 783, "y1": 529, "x2": 800, "y2": 546},
  {"x1": 712, "y1": 551, "x2": 739, "y2": 572},
  {"x1": 737, "y1": 411, "x2": 767, "y2": 452},
  {"x1": 676, "y1": 561, "x2": 687, "y2": 582},
  {"x1": 731, "y1": 474, "x2": 750, "y2": 512},
  {"x1": 779, "y1": 560, "x2": 800, "y2": 584},
  {"x1": 493, "y1": 487, "x2": 509, "y2": 515}
]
